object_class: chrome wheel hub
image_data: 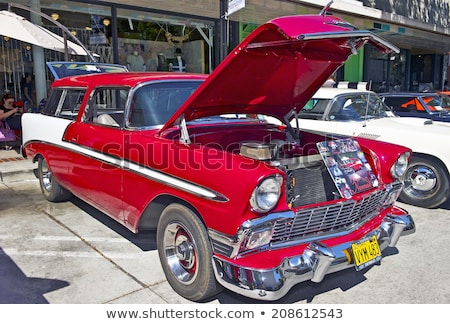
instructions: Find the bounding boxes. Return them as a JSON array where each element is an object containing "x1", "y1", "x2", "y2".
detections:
[
  {"x1": 163, "y1": 222, "x2": 198, "y2": 284},
  {"x1": 409, "y1": 166, "x2": 436, "y2": 192},
  {"x1": 41, "y1": 160, "x2": 53, "y2": 192},
  {"x1": 175, "y1": 234, "x2": 195, "y2": 269}
]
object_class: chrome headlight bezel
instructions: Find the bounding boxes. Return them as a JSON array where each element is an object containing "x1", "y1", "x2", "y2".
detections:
[
  {"x1": 391, "y1": 152, "x2": 411, "y2": 179},
  {"x1": 250, "y1": 175, "x2": 283, "y2": 213}
]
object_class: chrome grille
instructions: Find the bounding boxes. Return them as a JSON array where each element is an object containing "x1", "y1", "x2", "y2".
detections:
[
  {"x1": 211, "y1": 238, "x2": 234, "y2": 258},
  {"x1": 286, "y1": 161, "x2": 339, "y2": 207},
  {"x1": 272, "y1": 189, "x2": 388, "y2": 242}
]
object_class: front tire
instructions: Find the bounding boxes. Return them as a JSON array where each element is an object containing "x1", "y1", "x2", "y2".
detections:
[
  {"x1": 157, "y1": 203, "x2": 222, "y2": 301},
  {"x1": 399, "y1": 155, "x2": 450, "y2": 208},
  {"x1": 37, "y1": 156, "x2": 72, "y2": 202}
]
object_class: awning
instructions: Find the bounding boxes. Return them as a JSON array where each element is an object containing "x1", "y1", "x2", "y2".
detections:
[{"x1": 0, "y1": 10, "x2": 88, "y2": 56}]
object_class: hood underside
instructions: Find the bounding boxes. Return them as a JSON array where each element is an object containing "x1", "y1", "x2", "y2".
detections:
[{"x1": 161, "y1": 14, "x2": 399, "y2": 132}]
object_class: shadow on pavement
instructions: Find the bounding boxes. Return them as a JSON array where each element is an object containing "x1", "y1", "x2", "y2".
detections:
[
  {"x1": 0, "y1": 247, "x2": 69, "y2": 304},
  {"x1": 438, "y1": 199, "x2": 450, "y2": 210},
  {"x1": 70, "y1": 196, "x2": 157, "y2": 252},
  {"x1": 68, "y1": 195, "x2": 405, "y2": 304}
]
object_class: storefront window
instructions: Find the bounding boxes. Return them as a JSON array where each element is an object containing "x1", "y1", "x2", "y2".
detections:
[
  {"x1": 389, "y1": 51, "x2": 407, "y2": 92},
  {"x1": 115, "y1": 8, "x2": 213, "y2": 73},
  {"x1": 0, "y1": 0, "x2": 215, "y2": 106},
  {"x1": 411, "y1": 54, "x2": 444, "y2": 91},
  {"x1": 366, "y1": 44, "x2": 408, "y2": 92}
]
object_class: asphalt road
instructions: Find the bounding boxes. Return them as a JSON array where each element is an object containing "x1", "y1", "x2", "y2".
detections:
[{"x1": 1, "y1": 178, "x2": 450, "y2": 304}]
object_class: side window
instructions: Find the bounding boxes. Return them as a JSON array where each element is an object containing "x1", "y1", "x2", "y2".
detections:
[
  {"x1": 84, "y1": 87, "x2": 129, "y2": 128},
  {"x1": 41, "y1": 89, "x2": 63, "y2": 116},
  {"x1": 59, "y1": 89, "x2": 86, "y2": 120},
  {"x1": 397, "y1": 97, "x2": 419, "y2": 112},
  {"x1": 413, "y1": 98, "x2": 426, "y2": 112},
  {"x1": 384, "y1": 97, "x2": 415, "y2": 113}
]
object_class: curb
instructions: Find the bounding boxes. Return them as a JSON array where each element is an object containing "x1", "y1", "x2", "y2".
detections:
[
  {"x1": 0, "y1": 150, "x2": 36, "y2": 183},
  {"x1": 0, "y1": 167, "x2": 36, "y2": 183}
]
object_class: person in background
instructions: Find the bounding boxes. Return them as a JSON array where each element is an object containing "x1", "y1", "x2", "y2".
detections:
[
  {"x1": 378, "y1": 81, "x2": 387, "y2": 92},
  {"x1": 126, "y1": 48, "x2": 146, "y2": 71},
  {"x1": 323, "y1": 74, "x2": 336, "y2": 87},
  {"x1": 21, "y1": 73, "x2": 34, "y2": 112},
  {"x1": 168, "y1": 48, "x2": 186, "y2": 72},
  {"x1": 145, "y1": 49, "x2": 157, "y2": 71},
  {"x1": 0, "y1": 93, "x2": 22, "y2": 130}
]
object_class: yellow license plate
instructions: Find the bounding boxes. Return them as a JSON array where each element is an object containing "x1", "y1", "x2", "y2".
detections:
[{"x1": 351, "y1": 235, "x2": 381, "y2": 270}]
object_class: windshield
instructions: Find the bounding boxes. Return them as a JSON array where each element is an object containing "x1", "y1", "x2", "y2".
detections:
[
  {"x1": 190, "y1": 114, "x2": 271, "y2": 125},
  {"x1": 428, "y1": 94, "x2": 450, "y2": 111},
  {"x1": 301, "y1": 93, "x2": 396, "y2": 121}
]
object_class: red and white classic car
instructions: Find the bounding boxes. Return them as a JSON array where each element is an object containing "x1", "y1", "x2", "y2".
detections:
[{"x1": 21, "y1": 11, "x2": 415, "y2": 301}]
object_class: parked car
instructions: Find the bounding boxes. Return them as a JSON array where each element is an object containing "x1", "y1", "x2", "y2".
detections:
[
  {"x1": 21, "y1": 13, "x2": 415, "y2": 301},
  {"x1": 296, "y1": 87, "x2": 450, "y2": 209},
  {"x1": 379, "y1": 92, "x2": 450, "y2": 122}
]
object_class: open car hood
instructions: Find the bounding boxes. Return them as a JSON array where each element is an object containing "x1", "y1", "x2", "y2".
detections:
[{"x1": 161, "y1": 13, "x2": 399, "y2": 132}]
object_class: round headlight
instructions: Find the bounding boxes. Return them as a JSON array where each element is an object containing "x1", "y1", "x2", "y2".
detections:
[
  {"x1": 391, "y1": 152, "x2": 410, "y2": 179},
  {"x1": 250, "y1": 175, "x2": 283, "y2": 213}
]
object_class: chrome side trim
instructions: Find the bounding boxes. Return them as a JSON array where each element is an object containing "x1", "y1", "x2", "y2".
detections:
[{"x1": 26, "y1": 139, "x2": 228, "y2": 202}]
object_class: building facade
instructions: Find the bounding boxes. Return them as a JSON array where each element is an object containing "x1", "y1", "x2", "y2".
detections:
[{"x1": 1, "y1": 0, "x2": 449, "y2": 103}]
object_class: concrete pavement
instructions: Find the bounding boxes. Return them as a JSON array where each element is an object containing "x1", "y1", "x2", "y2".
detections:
[
  {"x1": 1, "y1": 145, "x2": 450, "y2": 304},
  {"x1": 2, "y1": 177, "x2": 450, "y2": 304},
  {"x1": 0, "y1": 146, "x2": 36, "y2": 183}
]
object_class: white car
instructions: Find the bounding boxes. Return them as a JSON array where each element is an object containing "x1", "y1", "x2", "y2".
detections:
[{"x1": 292, "y1": 87, "x2": 450, "y2": 209}]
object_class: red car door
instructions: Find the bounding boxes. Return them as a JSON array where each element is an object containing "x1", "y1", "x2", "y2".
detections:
[{"x1": 63, "y1": 121, "x2": 125, "y2": 222}]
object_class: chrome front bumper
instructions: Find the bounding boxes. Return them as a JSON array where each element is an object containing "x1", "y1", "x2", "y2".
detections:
[{"x1": 212, "y1": 213, "x2": 415, "y2": 300}]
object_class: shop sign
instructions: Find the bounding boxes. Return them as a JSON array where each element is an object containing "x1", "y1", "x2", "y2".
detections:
[{"x1": 228, "y1": 0, "x2": 245, "y2": 16}]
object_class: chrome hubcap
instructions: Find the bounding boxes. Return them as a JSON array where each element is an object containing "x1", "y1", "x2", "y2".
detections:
[
  {"x1": 406, "y1": 165, "x2": 437, "y2": 193},
  {"x1": 175, "y1": 234, "x2": 195, "y2": 268},
  {"x1": 41, "y1": 159, "x2": 53, "y2": 192},
  {"x1": 163, "y1": 222, "x2": 197, "y2": 284}
]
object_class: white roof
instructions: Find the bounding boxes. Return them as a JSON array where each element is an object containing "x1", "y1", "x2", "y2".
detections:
[{"x1": 312, "y1": 87, "x2": 374, "y2": 99}]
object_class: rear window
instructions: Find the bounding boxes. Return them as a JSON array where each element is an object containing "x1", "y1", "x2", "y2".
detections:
[
  {"x1": 299, "y1": 99, "x2": 330, "y2": 119},
  {"x1": 41, "y1": 89, "x2": 63, "y2": 116},
  {"x1": 41, "y1": 88, "x2": 86, "y2": 120}
]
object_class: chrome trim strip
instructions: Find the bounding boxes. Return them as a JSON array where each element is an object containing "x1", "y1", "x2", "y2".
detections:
[
  {"x1": 125, "y1": 158, "x2": 228, "y2": 201},
  {"x1": 28, "y1": 140, "x2": 228, "y2": 202},
  {"x1": 299, "y1": 31, "x2": 400, "y2": 53},
  {"x1": 247, "y1": 30, "x2": 399, "y2": 54}
]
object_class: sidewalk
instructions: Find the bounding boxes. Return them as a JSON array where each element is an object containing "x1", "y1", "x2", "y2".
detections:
[{"x1": 0, "y1": 146, "x2": 36, "y2": 183}]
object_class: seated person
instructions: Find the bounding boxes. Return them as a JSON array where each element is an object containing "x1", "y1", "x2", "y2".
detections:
[
  {"x1": 329, "y1": 99, "x2": 360, "y2": 121},
  {"x1": 0, "y1": 93, "x2": 22, "y2": 130}
]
